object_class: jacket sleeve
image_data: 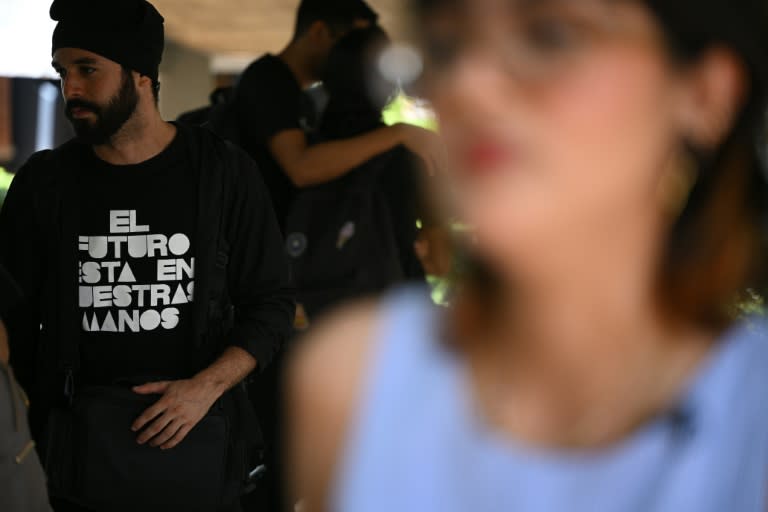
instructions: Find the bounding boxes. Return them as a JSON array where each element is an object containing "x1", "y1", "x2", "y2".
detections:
[
  {"x1": 225, "y1": 149, "x2": 295, "y2": 370},
  {"x1": 0, "y1": 159, "x2": 46, "y2": 393}
]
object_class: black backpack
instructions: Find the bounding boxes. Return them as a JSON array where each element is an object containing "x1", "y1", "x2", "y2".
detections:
[
  {"x1": 175, "y1": 86, "x2": 243, "y2": 145},
  {"x1": 284, "y1": 149, "x2": 418, "y2": 322},
  {"x1": 181, "y1": 83, "x2": 327, "y2": 147},
  {"x1": 206, "y1": 89, "x2": 242, "y2": 145}
]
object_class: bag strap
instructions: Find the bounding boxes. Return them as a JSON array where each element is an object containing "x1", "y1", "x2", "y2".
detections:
[{"x1": 209, "y1": 142, "x2": 236, "y2": 330}]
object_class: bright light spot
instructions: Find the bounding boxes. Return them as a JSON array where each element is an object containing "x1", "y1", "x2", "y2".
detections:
[{"x1": 378, "y1": 44, "x2": 423, "y2": 87}]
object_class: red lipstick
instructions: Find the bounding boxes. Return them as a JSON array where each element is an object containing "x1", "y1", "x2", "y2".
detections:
[{"x1": 460, "y1": 140, "x2": 513, "y2": 176}]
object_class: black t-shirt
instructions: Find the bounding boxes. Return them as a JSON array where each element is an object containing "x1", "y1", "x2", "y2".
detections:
[
  {"x1": 76, "y1": 129, "x2": 198, "y2": 385},
  {"x1": 235, "y1": 54, "x2": 308, "y2": 231}
]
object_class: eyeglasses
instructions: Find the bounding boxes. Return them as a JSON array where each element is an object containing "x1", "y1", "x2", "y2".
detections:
[{"x1": 419, "y1": 1, "x2": 660, "y2": 85}]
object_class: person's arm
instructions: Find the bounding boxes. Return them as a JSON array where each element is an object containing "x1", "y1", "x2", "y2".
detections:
[
  {"x1": 133, "y1": 147, "x2": 294, "y2": 449},
  {"x1": 220, "y1": 148, "x2": 295, "y2": 368},
  {"x1": 287, "y1": 301, "x2": 380, "y2": 512},
  {"x1": 270, "y1": 123, "x2": 439, "y2": 187},
  {"x1": 131, "y1": 346, "x2": 256, "y2": 449}
]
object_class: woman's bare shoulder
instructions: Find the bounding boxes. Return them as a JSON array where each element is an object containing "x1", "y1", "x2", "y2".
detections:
[
  {"x1": 290, "y1": 299, "x2": 381, "y2": 407},
  {"x1": 286, "y1": 299, "x2": 383, "y2": 509}
]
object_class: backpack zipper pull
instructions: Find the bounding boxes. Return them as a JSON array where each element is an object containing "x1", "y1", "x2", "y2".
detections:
[{"x1": 337, "y1": 221, "x2": 356, "y2": 249}]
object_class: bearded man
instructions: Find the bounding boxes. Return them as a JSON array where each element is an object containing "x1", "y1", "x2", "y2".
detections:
[{"x1": 0, "y1": 1, "x2": 293, "y2": 510}]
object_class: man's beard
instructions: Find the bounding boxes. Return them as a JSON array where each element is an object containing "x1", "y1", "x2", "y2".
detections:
[{"x1": 65, "y1": 71, "x2": 139, "y2": 145}]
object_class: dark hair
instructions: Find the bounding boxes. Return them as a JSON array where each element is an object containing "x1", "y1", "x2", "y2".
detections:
[
  {"x1": 413, "y1": 0, "x2": 768, "y2": 330},
  {"x1": 319, "y1": 26, "x2": 393, "y2": 138},
  {"x1": 646, "y1": 1, "x2": 768, "y2": 327},
  {"x1": 294, "y1": 0, "x2": 379, "y2": 40},
  {"x1": 150, "y1": 79, "x2": 160, "y2": 104}
]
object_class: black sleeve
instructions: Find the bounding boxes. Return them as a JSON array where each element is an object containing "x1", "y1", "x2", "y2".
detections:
[
  {"x1": 0, "y1": 160, "x2": 46, "y2": 390},
  {"x1": 236, "y1": 63, "x2": 303, "y2": 146},
  {"x1": 225, "y1": 148, "x2": 295, "y2": 370}
]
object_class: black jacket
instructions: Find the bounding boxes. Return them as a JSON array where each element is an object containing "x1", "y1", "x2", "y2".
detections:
[{"x1": 0, "y1": 124, "x2": 294, "y2": 434}]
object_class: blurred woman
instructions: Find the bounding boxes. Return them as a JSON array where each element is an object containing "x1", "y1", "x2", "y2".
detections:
[{"x1": 288, "y1": 1, "x2": 768, "y2": 511}]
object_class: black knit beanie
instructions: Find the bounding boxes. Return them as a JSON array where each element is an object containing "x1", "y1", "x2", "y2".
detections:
[{"x1": 51, "y1": 0, "x2": 165, "y2": 81}]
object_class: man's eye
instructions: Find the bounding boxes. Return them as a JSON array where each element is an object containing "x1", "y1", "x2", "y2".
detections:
[{"x1": 81, "y1": 67, "x2": 97, "y2": 75}]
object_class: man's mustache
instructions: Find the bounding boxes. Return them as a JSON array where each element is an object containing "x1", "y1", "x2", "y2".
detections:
[{"x1": 65, "y1": 99, "x2": 101, "y2": 117}]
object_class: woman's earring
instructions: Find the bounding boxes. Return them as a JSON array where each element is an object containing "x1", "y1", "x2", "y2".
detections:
[{"x1": 658, "y1": 149, "x2": 699, "y2": 219}]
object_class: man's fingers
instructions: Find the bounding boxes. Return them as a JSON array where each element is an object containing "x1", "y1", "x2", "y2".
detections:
[
  {"x1": 431, "y1": 140, "x2": 448, "y2": 176},
  {"x1": 132, "y1": 401, "x2": 168, "y2": 432},
  {"x1": 160, "y1": 423, "x2": 193, "y2": 450},
  {"x1": 136, "y1": 410, "x2": 175, "y2": 445},
  {"x1": 133, "y1": 381, "x2": 171, "y2": 395},
  {"x1": 149, "y1": 419, "x2": 183, "y2": 448}
]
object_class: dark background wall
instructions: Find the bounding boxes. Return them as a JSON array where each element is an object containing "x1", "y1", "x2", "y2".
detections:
[{"x1": 5, "y1": 78, "x2": 73, "y2": 173}]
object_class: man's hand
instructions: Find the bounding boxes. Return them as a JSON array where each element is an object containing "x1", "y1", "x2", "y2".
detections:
[
  {"x1": 131, "y1": 377, "x2": 220, "y2": 450},
  {"x1": 131, "y1": 347, "x2": 257, "y2": 450}
]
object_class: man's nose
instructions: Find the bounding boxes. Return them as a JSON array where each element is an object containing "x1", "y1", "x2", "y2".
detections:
[{"x1": 61, "y1": 75, "x2": 84, "y2": 101}]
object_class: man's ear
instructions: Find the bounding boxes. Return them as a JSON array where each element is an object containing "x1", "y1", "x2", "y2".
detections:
[
  {"x1": 674, "y1": 47, "x2": 747, "y2": 150},
  {"x1": 307, "y1": 20, "x2": 334, "y2": 44},
  {"x1": 353, "y1": 18, "x2": 372, "y2": 29},
  {"x1": 137, "y1": 73, "x2": 152, "y2": 92}
]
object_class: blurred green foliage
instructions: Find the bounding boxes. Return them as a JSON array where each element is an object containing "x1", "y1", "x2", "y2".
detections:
[
  {"x1": 383, "y1": 93, "x2": 438, "y2": 131},
  {"x1": 0, "y1": 167, "x2": 13, "y2": 209},
  {"x1": 734, "y1": 289, "x2": 766, "y2": 318}
]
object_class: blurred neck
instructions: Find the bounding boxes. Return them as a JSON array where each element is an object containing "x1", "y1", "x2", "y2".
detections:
[
  {"x1": 465, "y1": 212, "x2": 714, "y2": 447},
  {"x1": 279, "y1": 42, "x2": 318, "y2": 88}
]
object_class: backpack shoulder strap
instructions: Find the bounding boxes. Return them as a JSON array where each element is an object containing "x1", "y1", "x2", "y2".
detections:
[{"x1": 183, "y1": 125, "x2": 236, "y2": 350}]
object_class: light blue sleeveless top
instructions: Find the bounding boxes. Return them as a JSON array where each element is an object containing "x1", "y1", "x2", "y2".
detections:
[{"x1": 333, "y1": 288, "x2": 768, "y2": 512}]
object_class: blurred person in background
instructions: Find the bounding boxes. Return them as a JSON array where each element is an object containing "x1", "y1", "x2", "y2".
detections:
[
  {"x1": 287, "y1": 0, "x2": 768, "y2": 511},
  {"x1": 233, "y1": 0, "x2": 439, "y2": 231},
  {"x1": 235, "y1": 3, "x2": 438, "y2": 509},
  {"x1": 0, "y1": 263, "x2": 51, "y2": 512},
  {"x1": 286, "y1": 25, "x2": 425, "y2": 323}
]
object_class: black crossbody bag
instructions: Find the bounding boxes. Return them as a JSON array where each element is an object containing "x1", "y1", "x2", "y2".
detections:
[{"x1": 42, "y1": 381, "x2": 232, "y2": 512}]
